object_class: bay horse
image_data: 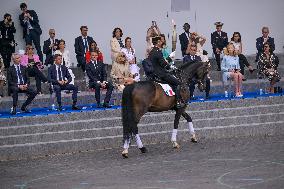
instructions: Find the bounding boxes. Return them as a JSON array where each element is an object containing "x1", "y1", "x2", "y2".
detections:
[{"x1": 121, "y1": 62, "x2": 210, "y2": 158}]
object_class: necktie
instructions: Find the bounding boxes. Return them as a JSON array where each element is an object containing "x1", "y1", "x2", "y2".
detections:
[
  {"x1": 219, "y1": 32, "x2": 221, "y2": 36},
  {"x1": 84, "y1": 38, "x2": 88, "y2": 52},
  {"x1": 52, "y1": 39, "x2": 55, "y2": 55},
  {"x1": 17, "y1": 66, "x2": 24, "y2": 84},
  {"x1": 58, "y1": 66, "x2": 63, "y2": 81}
]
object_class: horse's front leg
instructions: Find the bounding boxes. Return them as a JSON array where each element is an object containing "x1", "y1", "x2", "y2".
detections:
[
  {"x1": 182, "y1": 111, "x2": 197, "y2": 143},
  {"x1": 122, "y1": 138, "x2": 130, "y2": 158},
  {"x1": 171, "y1": 109, "x2": 183, "y2": 148}
]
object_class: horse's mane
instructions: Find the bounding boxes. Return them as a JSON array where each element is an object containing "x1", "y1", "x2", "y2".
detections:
[{"x1": 178, "y1": 61, "x2": 203, "y2": 71}]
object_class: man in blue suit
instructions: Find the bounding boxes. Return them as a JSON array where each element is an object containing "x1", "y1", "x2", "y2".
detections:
[
  {"x1": 86, "y1": 51, "x2": 113, "y2": 108},
  {"x1": 179, "y1": 23, "x2": 191, "y2": 57},
  {"x1": 74, "y1": 26, "x2": 94, "y2": 71},
  {"x1": 256, "y1": 27, "x2": 275, "y2": 62},
  {"x1": 211, "y1": 22, "x2": 228, "y2": 71},
  {"x1": 48, "y1": 54, "x2": 80, "y2": 111},
  {"x1": 19, "y1": 3, "x2": 43, "y2": 62}
]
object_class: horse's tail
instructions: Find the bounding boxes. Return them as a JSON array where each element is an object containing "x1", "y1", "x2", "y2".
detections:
[{"x1": 122, "y1": 84, "x2": 137, "y2": 141}]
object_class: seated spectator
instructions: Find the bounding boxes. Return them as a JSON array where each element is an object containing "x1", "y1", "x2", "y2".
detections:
[
  {"x1": 43, "y1": 28, "x2": 59, "y2": 66},
  {"x1": 86, "y1": 51, "x2": 113, "y2": 108},
  {"x1": 0, "y1": 54, "x2": 7, "y2": 97},
  {"x1": 256, "y1": 27, "x2": 275, "y2": 62},
  {"x1": 188, "y1": 32, "x2": 209, "y2": 62},
  {"x1": 221, "y1": 43, "x2": 243, "y2": 97},
  {"x1": 110, "y1": 27, "x2": 124, "y2": 65},
  {"x1": 111, "y1": 52, "x2": 134, "y2": 92},
  {"x1": 121, "y1": 37, "x2": 140, "y2": 81},
  {"x1": 7, "y1": 53, "x2": 37, "y2": 114},
  {"x1": 20, "y1": 44, "x2": 48, "y2": 95},
  {"x1": 257, "y1": 42, "x2": 281, "y2": 93},
  {"x1": 85, "y1": 41, "x2": 103, "y2": 63},
  {"x1": 54, "y1": 39, "x2": 75, "y2": 85},
  {"x1": 48, "y1": 54, "x2": 80, "y2": 111},
  {"x1": 230, "y1": 32, "x2": 254, "y2": 80},
  {"x1": 184, "y1": 44, "x2": 211, "y2": 99}
]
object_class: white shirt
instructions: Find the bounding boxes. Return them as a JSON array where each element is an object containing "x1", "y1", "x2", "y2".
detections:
[
  {"x1": 14, "y1": 64, "x2": 24, "y2": 84},
  {"x1": 121, "y1": 47, "x2": 135, "y2": 62},
  {"x1": 55, "y1": 64, "x2": 63, "y2": 81},
  {"x1": 231, "y1": 41, "x2": 241, "y2": 52},
  {"x1": 81, "y1": 36, "x2": 89, "y2": 53}
]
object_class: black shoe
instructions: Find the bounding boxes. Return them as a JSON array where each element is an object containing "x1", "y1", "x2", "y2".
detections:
[
  {"x1": 97, "y1": 103, "x2": 103, "y2": 108},
  {"x1": 21, "y1": 106, "x2": 31, "y2": 113},
  {"x1": 249, "y1": 68, "x2": 256, "y2": 73},
  {"x1": 176, "y1": 101, "x2": 186, "y2": 109},
  {"x1": 72, "y1": 105, "x2": 81, "y2": 110},
  {"x1": 58, "y1": 106, "x2": 63, "y2": 111},
  {"x1": 103, "y1": 103, "x2": 112, "y2": 108},
  {"x1": 190, "y1": 96, "x2": 197, "y2": 100},
  {"x1": 217, "y1": 68, "x2": 221, "y2": 71},
  {"x1": 11, "y1": 107, "x2": 16, "y2": 115},
  {"x1": 242, "y1": 78, "x2": 247, "y2": 81}
]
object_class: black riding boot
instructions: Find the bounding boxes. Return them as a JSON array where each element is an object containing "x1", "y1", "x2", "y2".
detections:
[{"x1": 175, "y1": 85, "x2": 186, "y2": 109}]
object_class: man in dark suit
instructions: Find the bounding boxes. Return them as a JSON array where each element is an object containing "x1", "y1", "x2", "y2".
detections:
[
  {"x1": 19, "y1": 3, "x2": 43, "y2": 62},
  {"x1": 43, "y1": 29, "x2": 59, "y2": 66},
  {"x1": 0, "y1": 13, "x2": 16, "y2": 69},
  {"x1": 179, "y1": 23, "x2": 191, "y2": 57},
  {"x1": 183, "y1": 45, "x2": 210, "y2": 100},
  {"x1": 86, "y1": 51, "x2": 113, "y2": 108},
  {"x1": 211, "y1": 22, "x2": 228, "y2": 71},
  {"x1": 256, "y1": 26, "x2": 275, "y2": 62},
  {"x1": 48, "y1": 54, "x2": 80, "y2": 111},
  {"x1": 7, "y1": 53, "x2": 37, "y2": 115},
  {"x1": 149, "y1": 36, "x2": 185, "y2": 108},
  {"x1": 74, "y1": 26, "x2": 94, "y2": 71}
]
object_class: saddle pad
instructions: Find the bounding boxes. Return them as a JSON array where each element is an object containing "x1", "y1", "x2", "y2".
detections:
[{"x1": 158, "y1": 83, "x2": 175, "y2": 96}]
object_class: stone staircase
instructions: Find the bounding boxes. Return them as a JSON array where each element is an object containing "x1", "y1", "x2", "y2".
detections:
[{"x1": 0, "y1": 96, "x2": 283, "y2": 161}]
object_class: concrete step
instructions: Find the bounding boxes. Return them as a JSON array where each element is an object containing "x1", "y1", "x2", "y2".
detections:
[
  {"x1": 0, "y1": 102, "x2": 283, "y2": 136},
  {"x1": 0, "y1": 110, "x2": 282, "y2": 146},
  {"x1": 1, "y1": 95, "x2": 283, "y2": 126},
  {"x1": 0, "y1": 120, "x2": 283, "y2": 161}
]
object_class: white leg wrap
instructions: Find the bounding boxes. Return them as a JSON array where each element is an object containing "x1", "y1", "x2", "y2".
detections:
[
  {"x1": 188, "y1": 122, "x2": 195, "y2": 135},
  {"x1": 123, "y1": 139, "x2": 130, "y2": 149},
  {"x1": 135, "y1": 134, "x2": 143, "y2": 148},
  {"x1": 171, "y1": 129, "x2": 178, "y2": 142}
]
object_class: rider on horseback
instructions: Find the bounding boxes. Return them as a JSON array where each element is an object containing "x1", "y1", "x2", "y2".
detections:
[{"x1": 149, "y1": 36, "x2": 186, "y2": 108}]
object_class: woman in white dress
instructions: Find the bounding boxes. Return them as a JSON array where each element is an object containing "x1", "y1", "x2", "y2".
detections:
[
  {"x1": 230, "y1": 32, "x2": 254, "y2": 79},
  {"x1": 121, "y1": 37, "x2": 140, "y2": 81},
  {"x1": 221, "y1": 43, "x2": 243, "y2": 97},
  {"x1": 54, "y1": 39, "x2": 75, "y2": 85},
  {"x1": 110, "y1": 27, "x2": 124, "y2": 65}
]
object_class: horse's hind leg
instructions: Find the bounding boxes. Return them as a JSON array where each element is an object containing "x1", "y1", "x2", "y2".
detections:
[
  {"x1": 135, "y1": 134, "x2": 147, "y2": 153},
  {"x1": 182, "y1": 111, "x2": 197, "y2": 143},
  {"x1": 171, "y1": 109, "x2": 183, "y2": 148}
]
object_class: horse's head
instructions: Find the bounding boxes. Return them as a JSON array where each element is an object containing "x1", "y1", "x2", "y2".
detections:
[
  {"x1": 178, "y1": 61, "x2": 210, "y2": 92},
  {"x1": 195, "y1": 62, "x2": 210, "y2": 92}
]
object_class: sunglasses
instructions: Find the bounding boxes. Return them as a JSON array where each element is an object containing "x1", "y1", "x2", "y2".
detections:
[
  {"x1": 29, "y1": 48, "x2": 34, "y2": 50},
  {"x1": 50, "y1": 33, "x2": 55, "y2": 35},
  {"x1": 264, "y1": 46, "x2": 269, "y2": 48}
]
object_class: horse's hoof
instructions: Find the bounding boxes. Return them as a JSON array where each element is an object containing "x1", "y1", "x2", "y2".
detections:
[
  {"x1": 191, "y1": 134, "x2": 198, "y2": 143},
  {"x1": 122, "y1": 149, "x2": 128, "y2": 158},
  {"x1": 139, "y1": 147, "x2": 147, "y2": 153},
  {"x1": 122, "y1": 153, "x2": 128, "y2": 158},
  {"x1": 172, "y1": 141, "x2": 180, "y2": 149}
]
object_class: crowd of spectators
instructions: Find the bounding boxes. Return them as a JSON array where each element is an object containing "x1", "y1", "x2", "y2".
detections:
[{"x1": 0, "y1": 2, "x2": 282, "y2": 113}]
